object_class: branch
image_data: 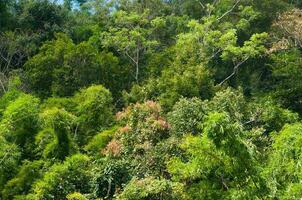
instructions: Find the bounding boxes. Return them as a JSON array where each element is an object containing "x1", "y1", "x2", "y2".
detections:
[
  {"x1": 216, "y1": 0, "x2": 241, "y2": 21},
  {"x1": 0, "y1": 52, "x2": 9, "y2": 63},
  {"x1": 135, "y1": 48, "x2": 140, "y2": 82},
  {"x1": 198, "y1": 1, "x2": 205, "y2": 9},
  {"x1": 0, "y1": 78, "x2": 7, "y2": 93},
  {"x1": 218, "y1": 56, "x2": 249, "y2": 86},
  {"x1": 73, "y1": 123, "x2": 79, "y2": 140},
  {"x1": 221, "y1": 174, "x2": 229, "y2": 190},
  {"x1": 208, "y1": 49, "x2": 223, "y2": 61},
  {"x1": 124, "y1": 49, "x2": 138, "y2": 66},
  {"x1": 0, "y1": 150, "x2": 10, "y2": 165}
]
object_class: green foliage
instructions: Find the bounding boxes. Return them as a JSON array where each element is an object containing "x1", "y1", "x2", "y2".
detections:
[
  {"x1": 41, "y1": 97, "x2": 77, "y2": 113},
  {"x1": 167, "y1": 112, "x2": 266, "y2": 199},
  {"x1": 0, "y1": 94, "x2": 40, "y2": 159},
  {"x1": 24, "y1": 33, "x2": 73, "y2": 97},
  {"x1": 66, "y1": 192, "x2": 88, "y2": 200},
  {"x1": 0, "y1": 136, "x2": 21, "y2": 192},
  {"x1": 1, "y1": 0, "x2": 302, "y2": 199},
  {"x1": 1, "y1": 94, "x2": 40, "y2": 129},
  {"x1": 34, "y1": 128, "x2": 56, "y2": 158},
  {"x1": 29, "y1": 154, "x2": 92, "y2": 200},
  {"x1": 168, "y1": 98, "x2": 207, "y2": 136},
  {"x1": 0, "y1": 0, "x2": 11, "y2": 31},
  {"x1": 2, "y1": 160, "x2": 45, "y2": 200},
  {"x1": 157, "y1": 64, "x2": 214, "y2": 110},
  {"x1": 266, "y1": 123, "x2": 302, "y2": 198},
  {"x1": 51, "y1": 41, "x2": 102, "y2": 96},
  {"x1": 0, "y1": 89, "x2": 22, "y2": 117},
  {"x1": 91, "y1": 158, "x2": 131, "y2": 199},
  {"x1": 39, "y1": 108, "x2": 77, "y2": 161},
  {"x1": 17, "y1": 0, "x2": 67, "y2": 34},
  {"x1": 269, "y1": 49, "x2": 302, "y2": 113},
  {"x1": 102, "y1": 10, "x2": 158, "y2": 82},
  {"x1": 40, "y1": 107, "x2": 76, "y2": 132},
  {"x1": 125, "y1": 64, "x2": 214, "y2": 111},
  {"x1": 85, "y1": 126, "x2": 117, "y2": 157},
  {"x1": 206, "y1": 88, "x2": 248, "y2": 122},
  {"x1": 251, "y1": 97, "x2": 299, "y2": 133},
  {"x1": 25, "y1": 34, "x2": 119, "y2": 98},
  {"x1": 74, "y1": 85, "x2": 114, "y2": 144},
  {"x1": 116, "y1": 177, "x2": 189, "y2": 200}
]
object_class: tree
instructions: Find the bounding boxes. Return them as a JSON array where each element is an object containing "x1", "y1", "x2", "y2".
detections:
[
  {"x1": 24, "y1": 33, "x2": 74, "y2": 97},
  {"x1": 167, "y1": 112, "x2": 267, "y2": 199},
  {"x1": 0, "y1": 0, "x2": 13, "y2": 32},
  {"x1": 102, "y1": 10, "x2": 158, "y2": 82},
  {"x1": 84, "y1": 127, "x2": 117, "y2": 157},
  {"x1": 167, "y1": 97, "x2": 207, "y2": 137},
  {"x1": 0, "y1": 31, "x2": 35, "y2": 94},
  {"x1": 51, "y1": 41, "x2": 105, "y2": 96},
  {"x1": 39, "y1": 107, "x2": 77, "y2": 161},
  {"x1": 74, "y1": 85, "x2": 114, "y2": 145},
  {"x1": 0, "y1": 94, "x2": 40, "y2": 159},
  {"x1": 0, "y1": 136, "x2": 21, "y2": 193},
  {"x1": 113, "y1": 101, "x2": 170, "y2": 176},
  {"x1": 28, "y1": 154, "x2": 92, "y2": 200},
  {"x1": 265, "y1": 123, "x2": 302, "y2": 199},
  {"x1": 25, "y1": 33, "x2": 121, "y2": 98},
  {"x1": 269, "y1": 49, "x2": 302, "y2": 113},
  {"x1": 90, "y1": 158, "x2": 131, "y2": 199},
  {"x1": 16, "y1": 0, "x2": 68, "y2": 40},
  {"x1": 66, "y1": 192, "x2": 88, "y2": 200},
  {"x1": 0, "y1": 87, "x2": 22, "y2": 117},
  {"x1": 1, "y1": 160, "x2": 45, "y2": 200},
  {"x1": 124, "y1": 64, "x2": 214, "y2": 111},
  {"x1": 218, "y1": 32, "x2": 268, "y2": 85},
  {"x1": 270, "y1": 8, "x2": 302, "y2": 51},
  {"x1": 116, "y1": 177, "x2": 189, "y2": 200}
]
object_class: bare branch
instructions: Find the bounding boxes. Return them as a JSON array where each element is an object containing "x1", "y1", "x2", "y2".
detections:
[
  {"x1": 218, "y1": 56, "x2": 249, "y2": 86},
  {"x1": 208, "y1": 49, "x2": 223, "y2": 61},
  {"x1": 198, "y1": 1, "x2": 205, "y2": 9},
  {"x1": 124, "y1": 49, "x2": 138, "y2": 66},
  {"x1": 217, "y1": 0, "x2": 241, "y2": 21}
]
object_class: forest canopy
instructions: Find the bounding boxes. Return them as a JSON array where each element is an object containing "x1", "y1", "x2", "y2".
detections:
[{"x1": 1, "y1": 0, "x2": 302, "y2": 199}]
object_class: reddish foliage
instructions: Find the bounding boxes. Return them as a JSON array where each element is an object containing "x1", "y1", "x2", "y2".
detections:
[
  {"x1": 119, "y1": 125, "x2": 131, "y2": 133},
  {"x1": 102, "y1": 139, "x2": 122, "y2": 157}
]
